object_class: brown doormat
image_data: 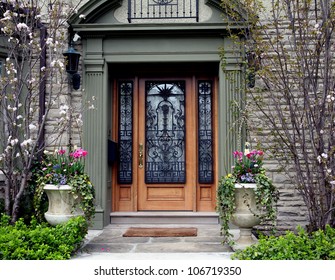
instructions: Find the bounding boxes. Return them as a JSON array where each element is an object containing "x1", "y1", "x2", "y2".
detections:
[{"x1": 123, "y1": 227, "x2": 197, "y2": 237}]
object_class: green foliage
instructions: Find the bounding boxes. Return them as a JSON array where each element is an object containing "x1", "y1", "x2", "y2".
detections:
[
  {"x1": 68, "y1": 173, "x2": 96, "y2": 222},
  {"x1": 217, "y1": 167, "x2": 279, "y2": 245},
  {"x1": 232, "y1": 225, "x2": 335, "y2": 260},
  {"x1": 216, "y1": 174, "x2": 236, "y2": 245},
  {"x1": 254, "y1": 172, "x2": 279, "y2": 223},
  {"x1": 0, "y1": 214, "x2": 88, "y2": 260},
  {"x1": 34, "y1": 149, "x2": 96, "y2": 223}
]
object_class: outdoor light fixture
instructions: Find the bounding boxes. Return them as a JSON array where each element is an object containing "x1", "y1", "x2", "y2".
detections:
[
  {"x1": 63, "y1": 41, "x2": 81, "y2": 90},
  {"x1": 246, "y1": 51, "x2": 260, "y2": 88}
]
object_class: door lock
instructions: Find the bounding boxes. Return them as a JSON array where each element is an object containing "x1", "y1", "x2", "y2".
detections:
[{"x1": 139, "y1": 143, "x2": 144, "y2": 168}]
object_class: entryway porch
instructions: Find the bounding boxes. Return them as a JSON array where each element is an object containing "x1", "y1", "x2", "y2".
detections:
[
  {"x1": 73, "y1": 223, "x2": 236, "y2": 259},
  {"x1": 73, "y1": 211, "x2": 238, "y2": 259}
]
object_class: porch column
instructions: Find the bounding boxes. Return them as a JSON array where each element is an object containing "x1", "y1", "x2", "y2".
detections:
[
  {"x1": 218, "y1": 37, "x2": 245, "y2": 177},
  {"x1": 83, "y1": 37, "x2": 109, "y2": 229}
]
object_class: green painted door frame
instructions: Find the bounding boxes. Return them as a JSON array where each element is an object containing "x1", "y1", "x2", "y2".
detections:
[{"x1": 72, "y1": 4, "x2": 245, "y2": 229}]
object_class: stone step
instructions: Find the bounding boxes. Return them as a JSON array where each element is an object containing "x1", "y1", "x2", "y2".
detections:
[{"x1": 110, "y1": 212, "x2": 220, "y2": 224}]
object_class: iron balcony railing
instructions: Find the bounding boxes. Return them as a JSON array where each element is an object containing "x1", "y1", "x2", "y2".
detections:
[{"x1": 128, "y1": 0, "x2": 199, "y2": 22}]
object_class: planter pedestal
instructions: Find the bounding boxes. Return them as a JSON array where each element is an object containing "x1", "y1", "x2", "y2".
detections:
[
  {"x1": 231, "y1": 183, "x2": 260, "y2": 251},
  {"x1": 43, "y1": 184, "x2": 83, "y2": 226}
]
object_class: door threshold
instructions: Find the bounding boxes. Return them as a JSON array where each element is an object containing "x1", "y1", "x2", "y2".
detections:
[{"x1": 110, "y1": 211, "x2": 219, "y2": 224}]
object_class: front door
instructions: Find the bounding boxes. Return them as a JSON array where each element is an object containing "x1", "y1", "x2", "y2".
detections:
[{"x1": 112, "y1": 76, "x2": 217, "y2": 212}]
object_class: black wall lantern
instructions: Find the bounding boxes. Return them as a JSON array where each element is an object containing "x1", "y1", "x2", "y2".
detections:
[
  {"x1": 63, "y1": 41, "x2": 81, "y2": 90},
  {"x1": 246, "y1": 51, "x2": 261, "y2": 88}
]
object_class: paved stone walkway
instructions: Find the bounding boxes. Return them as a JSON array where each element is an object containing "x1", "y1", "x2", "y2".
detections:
[{"x1": 73, "y1": 224, "x2": 236, "y2": 260}]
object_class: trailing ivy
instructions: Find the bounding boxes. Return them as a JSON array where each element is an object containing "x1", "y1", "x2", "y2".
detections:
[{"x1": 217, "y1": 171, "x2": 279, "y2": 245}]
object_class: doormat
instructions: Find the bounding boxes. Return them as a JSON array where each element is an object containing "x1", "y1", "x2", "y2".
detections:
[{"x1": 123, "y1": 227, "x2": 197, "y2": 237}]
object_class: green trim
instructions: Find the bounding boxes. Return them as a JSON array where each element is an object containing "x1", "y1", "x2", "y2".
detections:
[
  {"x1": 72, "y1": 22, "x2": 233, "y2": 35},
  {"x1": 70, "y1": 0, "x2": 122, "y2": 24}
]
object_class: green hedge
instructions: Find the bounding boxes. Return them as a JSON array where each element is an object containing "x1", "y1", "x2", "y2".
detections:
[
  {"x1": 232, "y1": 225, "x2": 335, "y2": 260},
  {"x1": 0, "y1": 215, "x2": 88, "y2": 260}
]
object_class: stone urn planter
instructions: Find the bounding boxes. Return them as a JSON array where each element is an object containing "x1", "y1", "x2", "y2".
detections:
[
  {"x1": 231, "y1": 183, "x2": 261, "y2": 250},
  {"x1": 43, "y1": 184, "x2": 83, "y2": 226}
]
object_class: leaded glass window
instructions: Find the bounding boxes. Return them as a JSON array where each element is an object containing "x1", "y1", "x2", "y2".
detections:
[
  {"x1": 118, "y1": 81, "x2": 133, "y2": 184},
  {"x1": 145, "y1": 81, "x2": 186, "y2": 183},
  {"x1": 198, "y1": 81, "x2": 213, "y2": 183}
]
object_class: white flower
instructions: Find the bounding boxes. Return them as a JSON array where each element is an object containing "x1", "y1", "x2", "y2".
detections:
[
  {"x1": 10, "y1": 139, "x2": 19, "y2": 146},
  {"x1": 29, "y1": 124, "x2": 37, "y2": 131},
  {"x1": 17, "y1": 22, "x2": 29, "y2": 31},
  {"x1": 46, "y1": 37, "x2": 53, "y2": 45},
  {"x1": 321, "y1": 153, "x2": 328, "y2": 159},
  {"x1": 60, "y1": 105, "x2": 69, "y2": 111},
  {"x1": 317, "y1": 155, "x2": 322, "y2": 163},
  {"x1": 59, "y1": 110, "x2": 67, "y2": 116},
  {"x1": 21, "y1": 139, "x2": 33, "y2": 148},
  {"x1": 16, "y1": 115, "x2": 23, "y2": 120},
  {"x1": 59, "y1": 105, "x2": 69, "y2": 116},
  {"x1": 50, "y1": 59, "x2": 64, "y2": 69}
]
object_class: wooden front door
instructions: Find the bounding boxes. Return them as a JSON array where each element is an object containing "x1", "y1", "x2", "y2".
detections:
[{"x1": 112, "y1": 76, "x2": 217, "y2": 212}]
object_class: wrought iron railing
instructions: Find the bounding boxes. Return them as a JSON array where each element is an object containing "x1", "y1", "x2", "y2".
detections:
[{"x1": 128, "y1": 0, "x2": 199, "y2": 22}]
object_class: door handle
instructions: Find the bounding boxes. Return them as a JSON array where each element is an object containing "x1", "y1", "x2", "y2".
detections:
[{"x1": 139, "y1": 143, "x2": 144, "y2": 168}]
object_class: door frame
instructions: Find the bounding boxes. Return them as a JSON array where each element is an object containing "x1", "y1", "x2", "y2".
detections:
[{"x1": 111, "y1": 69, "x2": 219, "y2": 212}]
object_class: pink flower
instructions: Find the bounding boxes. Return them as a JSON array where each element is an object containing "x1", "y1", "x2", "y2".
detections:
[
  {"x1": 58, "y1": 149, "x2": 66, "y2": 155},
  {"x1": 233, "y1": 151, "x2": 243, "y2": 160},
  {"x1": 70, "y1": 148, "x2": 88, "y2": 159}
]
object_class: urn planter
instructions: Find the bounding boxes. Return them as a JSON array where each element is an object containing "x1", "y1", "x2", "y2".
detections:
[
  {"x1": 43, "y1": 184, "x2": 83, "y2": 226},
  {"x1": 231, "y1": 183, "x2": 261, "y2": 250}
]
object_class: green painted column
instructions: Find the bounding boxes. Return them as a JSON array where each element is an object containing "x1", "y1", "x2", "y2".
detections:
[
  {"x1": 83, "y1": 37, "x2": 109, "y2": 229},
  {"x1": 218, "y1": 37, "x2": 245, "y2": 178}
]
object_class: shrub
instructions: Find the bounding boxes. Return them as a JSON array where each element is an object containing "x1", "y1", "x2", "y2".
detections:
[
  {"x1": 0, "y1": 215, "x2": 88, "y2": 260},
  {"x1": 232, "y1": 225, "x2": 335, "y2": 260}
]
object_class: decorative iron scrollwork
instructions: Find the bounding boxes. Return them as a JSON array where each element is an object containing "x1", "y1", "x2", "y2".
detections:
[
  {"x1": 118, "y1": 81, "x2": 133, "y2": 184},
  {"x1": 198, "y1": 81, "x2": 214, "y2": 183},
  {"x1": 145, "y1": 81, "x2": 186, "y2": 183},
  {"x1": 152, "y1": 0, "x2": 174, "y2": 4}
]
